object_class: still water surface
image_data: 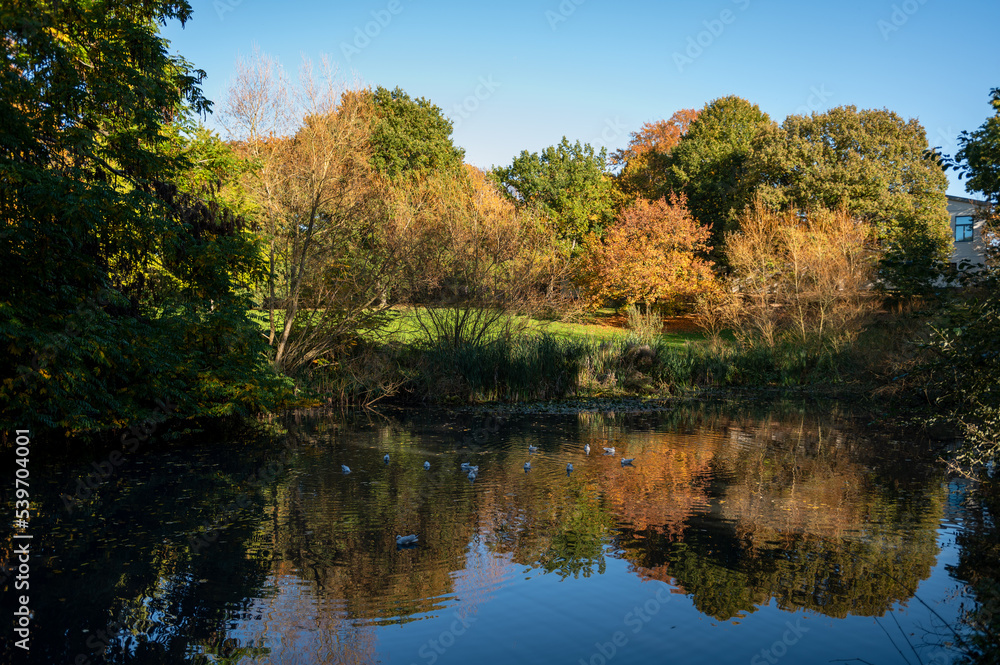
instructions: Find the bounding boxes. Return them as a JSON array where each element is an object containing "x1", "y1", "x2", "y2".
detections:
[{"x1": 14, "y1": 401, "x2": 979, "y2": 664}]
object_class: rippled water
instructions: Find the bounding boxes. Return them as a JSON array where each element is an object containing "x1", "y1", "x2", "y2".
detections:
[{"x1": 9, "y1": 401, "x2": 982, "y2": 664}]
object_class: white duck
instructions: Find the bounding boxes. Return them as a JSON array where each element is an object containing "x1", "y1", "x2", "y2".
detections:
[
  {"x1": 524, "y1": 462, "x2": 531, "y2": 471},
  {"x1": 621, "y1": 458, "x2": 635, "y2": 466},
  {"x1": 423, "y1": 461, "x2": 431, "y2": 470},
  {"x1": 566, "y1": 463, "x2": 574, "y2": 473},
  {"x1": 603, "y1": 447, "x2": 615, "y2": 455},
  {"x1": 396, "y1": 534, "x2": 418, "y2": 546},
  {"x1": 468, "y1": 469, "x2": 478, "y2": 481},
  {"x1": 341, "y1": 465, "x2": 351, "y2": 474},
  {"x1": 584, "y1": 444, "x2": 591, "y2": 455},
  {"x1": 528, "y1": 445, "x2": 539, "y2": 453}
]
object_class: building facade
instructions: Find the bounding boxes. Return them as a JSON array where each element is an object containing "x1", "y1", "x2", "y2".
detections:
[{"x1": 946, "y1": 194, "x2": 990, "y2": 269}]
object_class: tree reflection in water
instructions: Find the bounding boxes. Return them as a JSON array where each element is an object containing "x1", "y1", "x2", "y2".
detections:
[
  {"x1": 10, "y1": 401, "x2": 979, "y2": 664},
  {"x1": 259, "y1": 405, "x2": 949, "y2": 625}
]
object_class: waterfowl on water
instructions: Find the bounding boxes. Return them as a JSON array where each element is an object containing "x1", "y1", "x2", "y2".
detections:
[
  {"x1": 524, "y1": 462, "x2": 531, "y2": 471},
  {"x1": 396, "y1": 534, "x2": 419, "y2": 546},
  {"x1": 423, "y1": 461, "x2": 431, "y2": 470},
  {"x1": 528, "y1": 445, "x2": 539, "y2": 453},
  {"x1": 468, "y1": 470, "x2": 478, "y2": 481},
  {"x1": 463, "y1": 465, "x2": 479, "y2": 473},
  {"x1": 603, "y1": 447, "x2": 615, "y2": 455},
  {"x1": 383, "y1": 454, "x2": 390, "y2": 464},
  {"x1": 566, "y1": 463, "x2": 574, "y2": 473},
  {"x1": 621, "y1": 458, "x2": 635, "y2": 466},
  {"x1": 341, "y1": 465, "x2": 351, "y2": 474},
  {"x1": 584, "y1": 444, "x2": 591, "y2": 455}
]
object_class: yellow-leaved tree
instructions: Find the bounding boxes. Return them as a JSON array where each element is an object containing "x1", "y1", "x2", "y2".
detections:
[
  {"x1": 721, "y1": 201, "x2": 879, "y2": 348},
  {"x1": 390, "y1": 165, "x2": 569, "y2": 346}
]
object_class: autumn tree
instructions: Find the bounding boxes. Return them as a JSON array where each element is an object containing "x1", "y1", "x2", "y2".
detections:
[
  {"x1": 218, "y1": 44, "x2": 293, "y2": 143},
  {"x1": 391, "y1": 166, "x2": 567, "y2": 346},
  {"x1": 582, "y1": 196, "x2": 714, "y2": 310},
  {"x1": 492, "y1": 137, "x2": 622, "y2": 250},
  {"x1": 751, "y1": 105, "x2": 951, "y2": 294},
  {"x1": 667, "y1": 96, "x2": 772, "y2": 252},
  {"x1": 612, "y1": 109, "x2": 700, "y2": 199},
  {"x1": 222, "y1": 53, "x2": 404, "y2": 373},
  {"x1": 723, "y1": 201, "x2": 879, "y2": 349}
]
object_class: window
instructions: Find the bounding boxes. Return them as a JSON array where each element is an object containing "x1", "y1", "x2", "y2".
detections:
[{"x1": 955, "y1": 216, "x2": 974, "y2": 242}]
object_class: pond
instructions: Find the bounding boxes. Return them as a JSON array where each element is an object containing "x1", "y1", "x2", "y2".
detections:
[{"x1": 8, "y1": 400, "x2": 986, "y2": 664}]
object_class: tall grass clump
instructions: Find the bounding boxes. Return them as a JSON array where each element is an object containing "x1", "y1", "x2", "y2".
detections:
[
  {"x1": 301, "y1": 325, "x2": 876, "y2": 408},
  {"x1": 576, "y1": 338, "x2": 660, "y2": 394},
  {"x1": 295, "y1": 340, "x2": 411, "y2": 407},
  {"x1": 409, "y1": 329, "x2": 864, "y2": 404},
  {"x1": 624, "y1": 304, "x2": 663, "y2": 345},
  {"x1": 416, "y1": 334, "x2": 589, "y2": 402},
  {"x1": 652, "y1": 342, "x2": 729, "y2": 388}
]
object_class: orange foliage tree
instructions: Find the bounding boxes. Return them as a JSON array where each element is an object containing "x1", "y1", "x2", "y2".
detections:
[
  {"x1": 582, "y1": 195, "x2": 714, "y2": 309},
  {"x1": 612, "y1": 109, "x2": 700, "y2": 198}
]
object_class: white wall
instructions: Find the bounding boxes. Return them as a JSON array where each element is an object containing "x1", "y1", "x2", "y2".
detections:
[{"x1": 946, "y1": 195, "x2": 988, "y2": 269}]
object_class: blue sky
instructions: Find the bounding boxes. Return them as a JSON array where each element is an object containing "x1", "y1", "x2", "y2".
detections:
[{"x1": 162, "y1": 0, "x2": 1000, "y2": 196}]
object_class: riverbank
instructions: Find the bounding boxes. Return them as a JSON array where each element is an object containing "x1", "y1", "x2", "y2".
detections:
[{"x1": 300, "y1": 317, "x2": 914, "y2": 409}]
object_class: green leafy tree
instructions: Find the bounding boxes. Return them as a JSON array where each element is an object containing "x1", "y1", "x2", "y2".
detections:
[
  {"x1": 0, "y1": 0, "x2": 290, "y2": 434},
  {"x1": 666, "y1": 96, "x2": 772, "y2": 252},
  {"x1": 917, "y1": 95, "x2": 998, "y2": 664},
  {"x1": 368, "y1": 86, "x2": 465, "y2": 180},
  {"x1": 492, "y1": 137, "x2": 621, "y2": 249},
  {"x1": 924, "y1": 283, "x2": 1000, "y2": 469},
  {"x1": 752, "y1": 105, "x2": 951, "y2": 294},
  {"x1": 922, "y1": 87, "x2": 1000, "y2": 476},
  {"x1": 954, "y1": 87, "x2": 1000, "y2": 205}
]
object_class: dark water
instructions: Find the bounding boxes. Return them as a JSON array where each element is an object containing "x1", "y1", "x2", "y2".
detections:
[{"x1": 5, "y1": 401, "x2": 987, "y2": 664}]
